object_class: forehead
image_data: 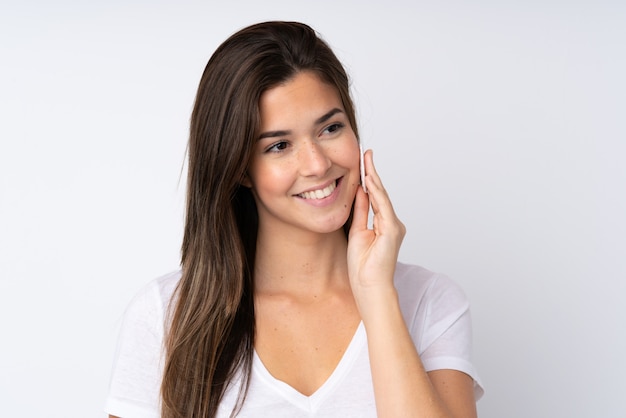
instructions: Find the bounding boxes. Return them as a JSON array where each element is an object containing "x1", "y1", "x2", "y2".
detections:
[{"x1": 259, "y1": 72, "x2": 344, "y2": 127}]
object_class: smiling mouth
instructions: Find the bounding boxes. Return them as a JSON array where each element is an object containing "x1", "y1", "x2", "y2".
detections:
[{"x1": 297, "y1": 179, "x2": 339, "y2": 200}]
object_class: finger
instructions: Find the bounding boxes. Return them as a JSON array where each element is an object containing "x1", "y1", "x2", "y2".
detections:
[
  {"x1": 363, "y1": 150, "x2": 396, "y2": 219},
  {"x1": 363, "y1": 149, "x2": 385, "y2": 191},
  {"x1": 349, "y1": 185, "x2": 370, "y2": 234},
  {"x1": 363, "y1": 152, "x2": 406, "y2": 242}
]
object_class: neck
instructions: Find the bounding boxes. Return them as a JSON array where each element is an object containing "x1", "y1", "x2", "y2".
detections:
[{"x1": 254, "y1": 227, "x2": 349, "y2": 296}]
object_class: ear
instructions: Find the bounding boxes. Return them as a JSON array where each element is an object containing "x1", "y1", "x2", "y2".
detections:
[{"x1": 240, "y1": 172, "x2": 253, "y2": 188}]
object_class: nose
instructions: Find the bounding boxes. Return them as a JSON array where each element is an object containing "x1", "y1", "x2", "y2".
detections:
[{"x1": 298, "y1": 140, "x2": 332, "y2": 177}]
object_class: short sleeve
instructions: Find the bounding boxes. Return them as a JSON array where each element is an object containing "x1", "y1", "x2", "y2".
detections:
[
  {"x1": 105, "y1": 279, "x2": 168, "y2": 418},
  {"x1": 417, "y1": 274, "x2": 484, "y2": 400},
  {"x1": 394, "y1": 263, "x2": 484, "y2": 400}
]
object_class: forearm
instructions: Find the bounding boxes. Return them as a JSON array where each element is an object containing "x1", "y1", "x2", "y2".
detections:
[
  {"x1": 349, "y1": 152, "x2": 476, "y2": 417},
  {"x1": 359, "y1": 285, "x2": 451, "y2": 418}
]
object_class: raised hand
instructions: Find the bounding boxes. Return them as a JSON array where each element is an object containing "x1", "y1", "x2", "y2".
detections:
[{"x1": 347, "y1": 149, "x2": 406, "y2": 317}]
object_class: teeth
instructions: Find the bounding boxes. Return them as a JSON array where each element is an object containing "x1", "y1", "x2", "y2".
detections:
[{"x1": 299, "y1": 181, "x2": 336, "y2": 200}]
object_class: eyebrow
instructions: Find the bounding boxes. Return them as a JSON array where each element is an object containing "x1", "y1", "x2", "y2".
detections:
[{"x1": 257, "y1": 108, "x2": 344, "y2": 140}]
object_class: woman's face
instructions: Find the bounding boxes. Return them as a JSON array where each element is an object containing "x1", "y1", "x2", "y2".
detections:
[{"x1": 245, "y1": 71, "x2": 360, "y2": 237}]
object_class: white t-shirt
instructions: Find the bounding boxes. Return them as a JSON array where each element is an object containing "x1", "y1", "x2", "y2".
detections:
[{"x1": 105, "y1": 262, "x2": 484, "y2": 417}]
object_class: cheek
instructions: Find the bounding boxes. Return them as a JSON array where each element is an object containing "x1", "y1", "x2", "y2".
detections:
[
  {"x1": 336, "y1": 139, "x2": 361, "y2": 189},
  {"x1": 248, "y1": 161, "x2": 294, "y2": 195},
  {"x1": 340, "y1": 138, "x2": 360, "y2": 171},
  {"x1": 328, "y1": 130, "x2": 359, "y2": 163}
]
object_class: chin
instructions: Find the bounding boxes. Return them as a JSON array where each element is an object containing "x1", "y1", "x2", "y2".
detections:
[{"x1": 314, "y1": 209, "x2": 353, "y2": 235}]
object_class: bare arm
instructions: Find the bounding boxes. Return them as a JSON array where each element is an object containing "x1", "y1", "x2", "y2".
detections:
[
  {"x1": 429, "y1": 370, "x2": 477, "y2": 418},
  {"x1": 348, "y1": 150, "x2": 477, "y2": 417},
  {"x1": 359, "y1": 285, "x2": 476, "y2": 417}
]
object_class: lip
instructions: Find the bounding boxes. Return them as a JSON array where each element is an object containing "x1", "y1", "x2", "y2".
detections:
[
  {"x1": 295, "y1": 177, "x2": 343, "y2": 206},
  {"x1": 296, "y1": 178, "x2": 341, "y2": 195}
]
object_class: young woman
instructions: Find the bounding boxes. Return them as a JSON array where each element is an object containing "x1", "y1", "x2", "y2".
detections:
[{"x1": 106, "y1": 21, "x2": 483, "y2": 418}]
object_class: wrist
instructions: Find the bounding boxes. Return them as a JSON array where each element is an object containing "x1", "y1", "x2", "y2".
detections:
[{"x1": 353, "y1": 283, "x2": 401, "y2": 324}]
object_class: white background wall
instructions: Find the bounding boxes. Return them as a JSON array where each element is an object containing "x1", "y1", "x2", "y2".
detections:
[{"x1": 1, "y1": 1, "x2": 624, "y2": 417}]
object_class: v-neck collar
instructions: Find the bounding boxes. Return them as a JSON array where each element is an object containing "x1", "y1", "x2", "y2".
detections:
[{"x1": 252, "y1": 321, "x2": 366, "y2": 413}]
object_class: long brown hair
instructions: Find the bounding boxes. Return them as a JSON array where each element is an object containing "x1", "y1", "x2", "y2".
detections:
[{"x1": 161, "y1": 21, "x2": 359, "y2": 417}]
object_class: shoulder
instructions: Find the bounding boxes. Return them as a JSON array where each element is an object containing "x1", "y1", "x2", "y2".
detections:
[
  {"x1": 393, "y1": 263, "x2": 484, "y2": 399},
  {"x1": 394, "y1": 262, "x2": 468, "y2": 313},
  {"x1": 120, "y1": 270, "x2": 182, "y2": 336},
  {"x1": 106, "y1": 270, "x2": 183, "y2": 418},
  {"x1": 134, "y1": 270, "x2": 181, "y2": 309},
  {"x1": 152, "y1": 269, "x2": 182, "y2": 309},
  {"x1": 393, "y1": 262, "x2": 470, "y2": 340},
  {"x1": 393, "y1": 262, "x2": 438, "y2": 293}
]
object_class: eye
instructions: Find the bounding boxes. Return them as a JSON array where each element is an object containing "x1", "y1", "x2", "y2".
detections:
[
  {"x1": 323, "y1": 122, "x2": 345, "y2": 135},
  {"x1": 266, "y1": 141, "x2": 289, "y2": 153}
]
